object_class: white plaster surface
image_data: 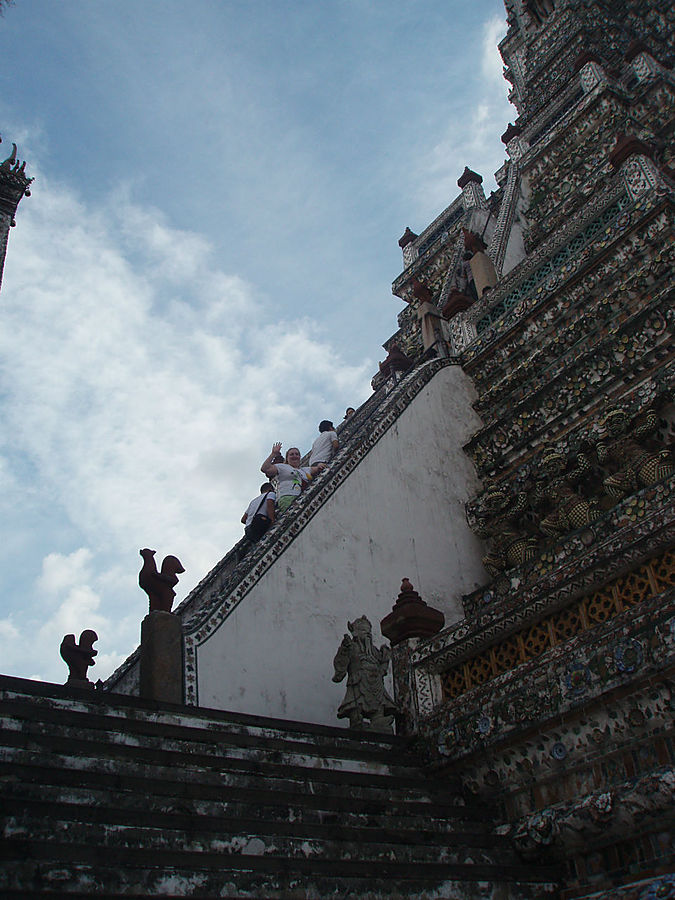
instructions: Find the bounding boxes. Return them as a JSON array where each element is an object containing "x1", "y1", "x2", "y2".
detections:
[
  {"x1": 197, "y1": 365, "x2": 486, "y2": 725},
  {"x1": 501, "y1": 185, "x2": 529, "y2": 276}
]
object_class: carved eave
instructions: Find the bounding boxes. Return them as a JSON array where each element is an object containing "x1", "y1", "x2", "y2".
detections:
[
  {"x1": 392, "y1": 195, "x2": 466, "y2": 299},
  {"x1": 501, "y1": 122, "x2": 522, "y2": 145}
]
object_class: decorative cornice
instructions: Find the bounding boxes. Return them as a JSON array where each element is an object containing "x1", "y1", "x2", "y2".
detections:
[{"x1": 410, "y1": 476, "x2": 675, "y2": 674}]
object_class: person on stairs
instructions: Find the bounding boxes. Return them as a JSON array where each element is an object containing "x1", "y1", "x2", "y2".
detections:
[
  {"x1": 261, "y1": 444, "x2": 325, "y2": 514},
  {"x1": 308, "y1": 420, "x2": 339, "y2": 467},
  {"x1": 241, "y1": 483, "x2": 276, "y2": 542}
]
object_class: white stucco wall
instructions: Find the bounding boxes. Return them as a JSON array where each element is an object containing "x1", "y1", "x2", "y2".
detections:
[{"x1": 196, "y1": 365, "x2": 486, "y2": 725}]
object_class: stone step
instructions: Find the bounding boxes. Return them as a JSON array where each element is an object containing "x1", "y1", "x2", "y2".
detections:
[
  {"x1": 0, "y1": 847, "x2": 560, "y2": 898},
  {"x1": 1, "y1": 776, "x2": 486, "y2": 834},
  {"x1": 0, "y1": 676, "x2": 561, "y2": 898},
  {"x1": 0, "y1": 714, "x2": 460, "y2": 793},
  {"x1": 0, "y1": 678, "x2": 403, "y2": 757},
  {"x1": 1, "y1": 806, "x2": 514, "y2": 866},
  {"x1": 0, "y1": 761, "x2": 486, "y2": 829},
  {"x1": 0, "y1": 795, "x2": 503, "y2": 848},
  {"x1": 0, "y1": 744, "x2": 465, "y2": 812}
]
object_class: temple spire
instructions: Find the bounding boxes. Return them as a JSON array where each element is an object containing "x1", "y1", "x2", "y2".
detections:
[{"x1": 0, "y1": 136, "x2": 32, "y2": 291}]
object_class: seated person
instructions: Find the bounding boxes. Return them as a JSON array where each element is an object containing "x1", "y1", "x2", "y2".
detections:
[{"x1": 309, "y1": 420, "x2": 338, "y2": 466}]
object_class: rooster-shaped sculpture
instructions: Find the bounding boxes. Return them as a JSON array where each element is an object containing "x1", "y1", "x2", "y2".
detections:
[
  {"x1": 138, "y1": 548, "x2": 185, "y2": 613},
  {"x1": 60, "y1": 629, "x2": 98, "y2": 683}
]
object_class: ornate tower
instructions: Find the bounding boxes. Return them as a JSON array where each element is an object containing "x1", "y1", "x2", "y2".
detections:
[
  {"x1": 384, "y1": 1, "x2": 675, "y2": 896},
  {"x1": 0, "y1": 138, "x2": 32, "y2": 290}
]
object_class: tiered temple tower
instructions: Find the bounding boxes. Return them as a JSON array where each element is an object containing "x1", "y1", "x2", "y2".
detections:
[{"x1": 383, "y1": 0, "x2": 674, "y2": 894}]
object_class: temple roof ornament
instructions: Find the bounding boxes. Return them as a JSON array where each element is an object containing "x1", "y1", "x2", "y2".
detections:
[
  {"x1": 441, "y1": 288, "x2": 474, "y2": 321},
  {"x1": 398, "y1": 226, "x2": 418, "y2": 249},
  {"x1": 0, "y1": 138, "x2": 33, "y2": 219},
  {"x1": 380, "y1": 578, "x2": 445, "y2": 646},
  {"x1": 572, "y1": 50, "x2": 605, "y2": 73},
  {"x1": 624, "y1": 39, "x2": 651, "y2": 64},
  {"x1": 457, "y1": 167, "x2": 483, "y2": 189},
  {"x1": 609, "y1": 132, "x2": 654, "y2": 170},
  {"x1": 501, "y1": 123, "x2": 522, "y2": 145}
]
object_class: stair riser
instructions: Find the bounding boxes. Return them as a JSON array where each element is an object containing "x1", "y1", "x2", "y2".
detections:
[
  {"x1": 0, "y1": 709, "x2": 415, "y2": 777},
  {"x1": 0, "y1": 747, "x2": 455, "y2": 807},
  {"x1": 0, "y1": 851, "x2": 560, "y2": 888},
  {"x1": 0, "y1": 692, "x2": 402, "y2": 756},
  {"x1": 1, "y1": 784, "x2": 487, "y2": 833},
  {"x1": 2, "y1": 813, "x2": 512, "y2": 864},
  {"x1": 0, "y1": 726, "x2": 458, "y2": 796}
]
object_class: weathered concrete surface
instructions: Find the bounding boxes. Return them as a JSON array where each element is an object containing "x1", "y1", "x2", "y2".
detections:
[
  {"x1": 0, "y1": 675, "x2": 559, "y2": 898},
  {"x1": 196, "y1": 365, "x2": 485, "y2": 725}
]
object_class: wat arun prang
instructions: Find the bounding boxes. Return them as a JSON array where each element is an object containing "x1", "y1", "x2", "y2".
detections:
[{"x1": 383, "y1": 0, "x2": 674, "y2": 894}]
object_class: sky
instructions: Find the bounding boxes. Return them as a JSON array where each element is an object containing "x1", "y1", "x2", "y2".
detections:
[{"x1": 0, "y1": 0, "x2": 514, "y2": 685}]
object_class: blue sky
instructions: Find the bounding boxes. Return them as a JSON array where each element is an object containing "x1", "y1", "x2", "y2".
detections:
[{"x1": 0, "y1": 0, "x2": 513, "y2": 685}]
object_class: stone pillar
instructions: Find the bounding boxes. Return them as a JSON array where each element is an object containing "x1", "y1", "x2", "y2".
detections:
[
  {"x1": 398, "y1": 226, "x2": 418, "y2": 268},
  {"x1": 457, "y1": 167, "x2": 488, "y2": 211},
  {"x1": 140, "y1": 611, "x2": 183, "y2": 704},
  {"x1": 609, "y1": 133, "x2": 666, "y2": 202},
  {"x1": 501, "y1": 122, "x2": 528, "y2": 162},
  {"x1": 382, "y1": 580, "x2": 445, "y2": 737},
  {"x1": 625, "y1": 40, "x2": 661, "y2": 83},
  {"x1": 417, "y1": 301, "x2": 448, "y2": 354},
  {"x1": 469, "y1": 251, "x2": 498, "y2": 299}
]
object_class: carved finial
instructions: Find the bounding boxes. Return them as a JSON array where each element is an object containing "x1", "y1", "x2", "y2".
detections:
[
  {"x1": 609, "y1": 133, "x2": 653, "y2": 169},
  {"x1": 60, "y1": 630, "x2": 99, "y2": 686},
  {"x1": 398, "y1": 578, "x2": 421, "y2": 602},
  {"x1": 138, "y1": 548, "x2": 185, "y2": 613},
  {"x1": 0, "y1": 140, "x2": 33, "y2": 199},
  {"x1": 0, "y1": 143, "x2": 17, "y2": 172},
  {"x1": 501, "y1": 122, "x2": 522, "y2": 145},
  {"x1": 381, "y1": 578, "x2": 445, "y2": 645},
  {"x1": 398, "y1": 226, "x2": 418, "y2": 249},
  {"x1": 457, "y1": 166, "x2": 483, "y2": 189},
  {"x1": 410, "y1": 278, "x2": 433, "y2": 304}
]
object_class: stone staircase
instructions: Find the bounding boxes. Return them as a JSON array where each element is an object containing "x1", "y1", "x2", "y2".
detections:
[{"x1": 0, "y1": 675, "x2": 560, "y2": 898}]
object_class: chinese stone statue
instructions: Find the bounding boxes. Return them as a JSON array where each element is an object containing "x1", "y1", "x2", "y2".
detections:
[{"x1": 332, "y1": 616, "x2": 396, "y2": 732}]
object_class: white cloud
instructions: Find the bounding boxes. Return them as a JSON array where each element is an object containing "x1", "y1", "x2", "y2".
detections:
[
  {"x1": 413, "y1": 13, "x2": 513, "y2": 211},
  {"x1": 0, "y1": 619, "x2": 20, "y2": 642},
  {"x1": 481, "y1": 15, "x2": 509, "y2": 85},
  {"x1": 0, "y1": 169, "x2": 371, "y2": 684},
  {"x1": 38, "y1": 548, "x2": 94, "y2": 596}
]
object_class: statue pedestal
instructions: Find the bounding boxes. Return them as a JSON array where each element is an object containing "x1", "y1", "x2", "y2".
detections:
[
  {"x1": 140, "y1": 611, "x2": 183, "y2": 704},
  {"x1": 64, "y1": 677, "x2": 95, "y2": 691}
]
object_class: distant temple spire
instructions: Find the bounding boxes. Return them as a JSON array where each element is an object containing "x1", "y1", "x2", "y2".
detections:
[{"x1": 0, "y1": 136, "x2": 32, "y2": 291}]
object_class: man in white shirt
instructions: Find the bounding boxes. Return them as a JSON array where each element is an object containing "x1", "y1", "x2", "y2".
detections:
[
  {"x1": 309, "y1": 420, "x2": 339, "y2": 467},
  {"x1": 241, "y1": 483, "x2": 276, "y2": 541}
]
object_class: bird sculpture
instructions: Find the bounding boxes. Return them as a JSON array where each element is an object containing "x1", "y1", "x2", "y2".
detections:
[
  {"x1": 60, "y1": 630, "x2": 98, "y2": 683},
  {"x1": 138, "y1": 548, "x2": 185, "y2": 613}
]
